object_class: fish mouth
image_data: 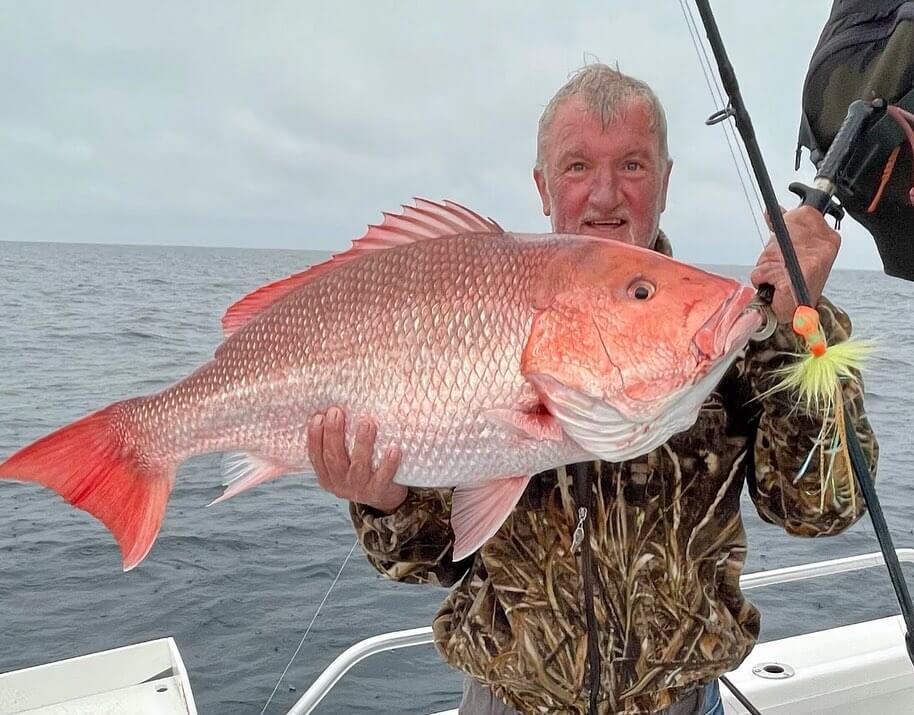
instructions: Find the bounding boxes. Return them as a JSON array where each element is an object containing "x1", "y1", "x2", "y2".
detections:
[{"x1": 691, "y1": 285, "x2": 763, "y2": 365}]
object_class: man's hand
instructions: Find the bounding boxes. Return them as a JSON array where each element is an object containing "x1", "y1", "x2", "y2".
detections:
[
  {"x1": 750, "y1": 206, "x2": 840, "y2": 323},
  {"x1": 308, "y1": 406, "x2": 405, "y2": 514}
]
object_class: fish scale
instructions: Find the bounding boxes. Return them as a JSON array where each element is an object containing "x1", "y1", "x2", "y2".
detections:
[
  {"x1": 0, "y1": 199, "x2": 762, "y2": 569},
  {"x1": 127, "y1": 234, "x2": 575, "y2": 489}
]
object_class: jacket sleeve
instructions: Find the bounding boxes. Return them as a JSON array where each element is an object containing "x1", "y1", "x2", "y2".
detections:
[
  {"x1": 740, "y1": 297, "x2": 879, "y2": 536},
  {"x1": 349, "y1": 488, "x2": 471, "y2": 587}
]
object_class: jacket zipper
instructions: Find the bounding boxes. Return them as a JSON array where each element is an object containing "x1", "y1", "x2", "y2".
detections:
[{"x1": 572, "y1": 462, "x2": 600, "y2": 715}]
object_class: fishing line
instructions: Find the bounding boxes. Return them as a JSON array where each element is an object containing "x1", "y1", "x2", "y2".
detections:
[
  {"x1": 259, "y1": 539, "x2": 359, "y2": 715},
  {"x1": 681, "y1": 0, "x2": 768, "y2": 230},
  {"x1": 679, "y1": 0, "x2": 767, "y2": 237},
  {"x1": 677, "y1": 0, "x2": 768, "y2": 246},
  {"x1": 694, "y1": 0, "x2": 914, "y2": 669}
]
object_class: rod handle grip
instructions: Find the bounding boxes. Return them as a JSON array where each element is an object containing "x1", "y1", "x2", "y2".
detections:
[{"x1": 788, "y1": 182, "x2": 845, "y2": 224}]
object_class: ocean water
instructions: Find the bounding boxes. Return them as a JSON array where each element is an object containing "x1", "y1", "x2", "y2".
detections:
[{"x1": 1, "y1": 240, "x2": 914, "y2": 714}]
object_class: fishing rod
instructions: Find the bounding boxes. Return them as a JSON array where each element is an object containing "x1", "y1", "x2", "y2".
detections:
[{"x1": 694, "y1": 0, "x2": 914, "y2": 667}]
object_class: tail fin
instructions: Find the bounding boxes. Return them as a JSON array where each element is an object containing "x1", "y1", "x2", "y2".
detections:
[{"x1": 0, "y1": 403, "x2": 176, "y2": 571}]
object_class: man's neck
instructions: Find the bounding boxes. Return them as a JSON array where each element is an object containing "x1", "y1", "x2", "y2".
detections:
[{"x1": 653, "y1": 230, "x2": 672, "y2": 257}]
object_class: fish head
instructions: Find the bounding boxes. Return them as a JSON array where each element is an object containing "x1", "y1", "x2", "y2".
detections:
[{"x1": 522, "y1": 238, "x2": 764, "y2": 460}]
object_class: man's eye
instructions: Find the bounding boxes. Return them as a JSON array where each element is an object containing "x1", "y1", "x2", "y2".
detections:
[
  {"x1": 568, "y1": 161, "x2": 586, "y2": 172},
  {"x1": 624, "y1": 160, "x2": 643, "y2": 171}
]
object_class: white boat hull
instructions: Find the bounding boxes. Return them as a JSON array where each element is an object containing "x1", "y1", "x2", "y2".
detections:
[
  {"x1": 0, "y1": 638, "x2": 197, "y2": 715},
  {"x1": 721, "y1": 614, "x2": 914, "y2": 714}
]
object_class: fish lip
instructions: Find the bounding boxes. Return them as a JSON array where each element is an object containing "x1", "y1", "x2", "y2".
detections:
[
  {"x1": 726, "y1": 301, "x2": 766, "y2": 350},
  {"x1": 691, "y1": 286, "x2": 762, "y2": 364}
]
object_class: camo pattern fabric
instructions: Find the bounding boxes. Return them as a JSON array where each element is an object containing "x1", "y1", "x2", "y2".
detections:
[{"x1": 350, "y1": 235, "x2": 879, "y2": 714}]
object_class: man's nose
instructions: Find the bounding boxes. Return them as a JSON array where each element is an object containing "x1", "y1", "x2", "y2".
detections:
[{"x1": 588, "y1": 167, "x2": 621, "y2": 207}]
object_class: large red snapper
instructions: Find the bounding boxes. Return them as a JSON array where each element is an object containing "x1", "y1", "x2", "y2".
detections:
[{"x1": 0, "y1": 200, "x2": 763, "y2": 569}]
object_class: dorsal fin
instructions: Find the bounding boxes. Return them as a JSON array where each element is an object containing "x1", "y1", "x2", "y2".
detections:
[{"x1": 220, "y1": 198, "x2": 503, "y2": 338}]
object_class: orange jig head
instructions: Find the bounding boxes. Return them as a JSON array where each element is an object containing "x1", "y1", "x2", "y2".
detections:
[{"x1": 792, "y1": 305, "x2": 827, "y2": 357}]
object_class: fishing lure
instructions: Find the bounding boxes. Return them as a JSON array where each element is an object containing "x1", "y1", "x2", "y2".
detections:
[{"x1": 772, "y1": 305, "x2": 873, "y2": 509}]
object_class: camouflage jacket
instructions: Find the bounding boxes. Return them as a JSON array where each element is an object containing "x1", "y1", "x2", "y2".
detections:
[{"x1": 350, "y1": 235, "x2": 879, "y2": 714}]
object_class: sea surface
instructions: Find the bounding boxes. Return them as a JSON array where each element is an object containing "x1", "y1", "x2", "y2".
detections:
[{"x1": 1, "y1": 240, "x2": 914, "y2": 714}]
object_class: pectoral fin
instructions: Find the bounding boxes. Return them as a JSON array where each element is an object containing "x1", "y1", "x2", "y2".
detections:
[
  {"x1": 483, "y1": 407, "x2": 564, "y2": 442},
  {"x1": 451, "y1": 475, "x2": 531, "y2": 561},
  {"x1": 526, "y1": 372, "x2": 646, "y2": 462}
]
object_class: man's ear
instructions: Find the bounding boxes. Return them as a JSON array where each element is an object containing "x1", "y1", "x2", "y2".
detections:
[
  {"x1": 659, "y1": 159, "x2": 673, "y2": 213},
  {"x1": 533, "y1": 167, "x2": 551, "y2": 217}
]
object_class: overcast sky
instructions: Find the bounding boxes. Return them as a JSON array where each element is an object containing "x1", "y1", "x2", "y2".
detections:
[{"x1": 1, "y1": 1, "x2": 885, "y2": 269}]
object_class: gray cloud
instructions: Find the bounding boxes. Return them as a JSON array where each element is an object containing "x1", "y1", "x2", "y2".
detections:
[{"x1": 0, "y1": 1, "x2": 884, "y2": 270}]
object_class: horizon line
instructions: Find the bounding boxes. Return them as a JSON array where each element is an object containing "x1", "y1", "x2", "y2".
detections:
[{"x1": 0, "y1": 238, "x2": 885, "y2": 273}]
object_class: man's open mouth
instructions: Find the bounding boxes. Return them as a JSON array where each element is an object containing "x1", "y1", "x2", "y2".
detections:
[{"x1": 583, "y1": 219, "x2": 626, "y2": 229}]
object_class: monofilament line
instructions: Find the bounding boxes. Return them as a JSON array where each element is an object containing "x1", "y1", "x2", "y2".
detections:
[
  {"x1": 678, "y1": 0, "x2": 768, "y2": 247},
  {"x1": 259, "y1": 539, "x2": 359, "y2": 715}
]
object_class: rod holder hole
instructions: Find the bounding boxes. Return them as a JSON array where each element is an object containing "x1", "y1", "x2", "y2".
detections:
[{"x1": 752, "y1": 661, "x2": 795, "y2": 679}]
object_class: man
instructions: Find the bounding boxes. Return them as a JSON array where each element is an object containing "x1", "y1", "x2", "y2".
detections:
[{"x1": 307, "y1": 65, "x2": 878, "y2": 714}]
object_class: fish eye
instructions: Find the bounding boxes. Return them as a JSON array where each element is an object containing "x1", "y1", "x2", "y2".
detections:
[{"x1": 628, "y1": 280, "x2": 655, "y2": 301}]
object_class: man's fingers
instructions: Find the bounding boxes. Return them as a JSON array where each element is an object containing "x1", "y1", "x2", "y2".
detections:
[
  {"x1": 309, "y1": 414, "x2": 329, "y2": 489},
  {"x1": 753, "y1": 205, "x2": 841, "y2": 323},
  {"x1": 763, "y1": 205, "x2": 787, "y2": 232},
  {"x1": 750, "y1": 261, "x2": 780, "y2": 289},
  {"x1": 348, "y1": 416, "x2": 377, "y2": 483},
  {"x1": 753, "y1": 247, "x2": 780, "y2": 274},
  {"x1": 323, "y1": 406, "x2": 351, "y2": 479},
  {"x1": 370, "y1": 445, "x2": 402, "y2": 490},
  {"x1": 750, "y1": 264, "x2": 797, "y2": 323},
  {"x1": 310, "y1": 408, "x2": 403, "y2": 510}
]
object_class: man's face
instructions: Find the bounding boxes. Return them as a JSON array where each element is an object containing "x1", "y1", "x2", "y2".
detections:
[{"x1": 534, "y1": 96, "x2": 672, "y2": 248}]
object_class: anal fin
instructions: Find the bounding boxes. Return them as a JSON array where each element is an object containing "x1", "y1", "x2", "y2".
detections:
[
  {"x1": 210, "y1": 452, "x2": 288, "y2": 505},
  {"x1": 451, "y1": 475, "x2": 531, "y2": 561}
]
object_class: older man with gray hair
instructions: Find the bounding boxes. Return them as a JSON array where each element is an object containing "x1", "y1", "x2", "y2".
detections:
[{"x1": 310, "y1": 64, "x2": 877, "y2": 714}]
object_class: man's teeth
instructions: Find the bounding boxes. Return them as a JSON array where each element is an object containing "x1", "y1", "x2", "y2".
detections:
[{"x1": 588, "y1": 220, "x2": 624, "y2": 226}]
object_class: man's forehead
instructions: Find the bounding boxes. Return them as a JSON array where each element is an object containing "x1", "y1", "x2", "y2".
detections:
[
  {"x1": 546, "y1": 96, "x2": 660, "y2": 157},
  {"x1": 554, "y1": 95, "x2": 651, "y2": 127}
]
